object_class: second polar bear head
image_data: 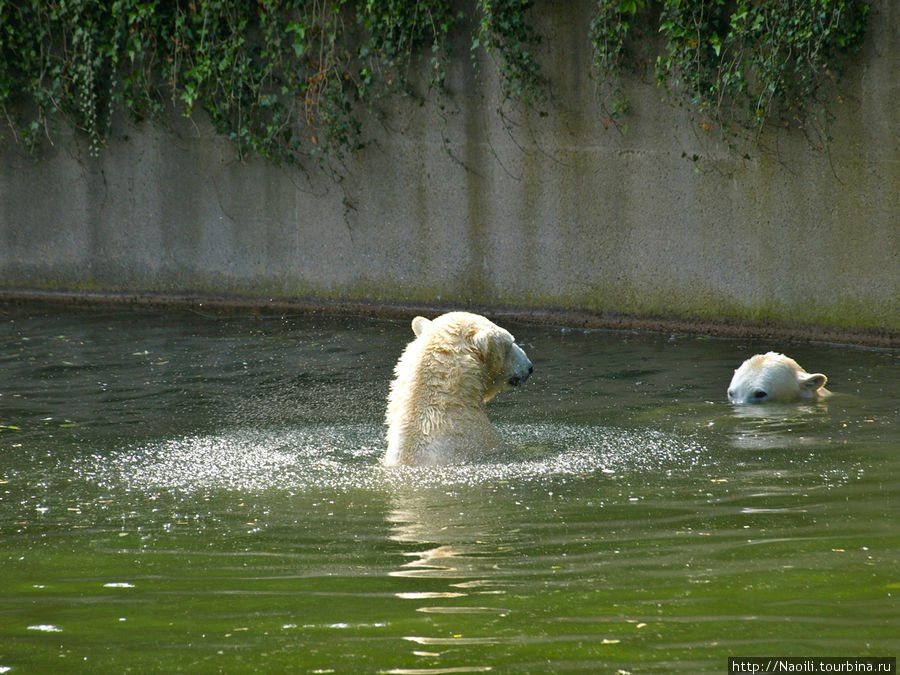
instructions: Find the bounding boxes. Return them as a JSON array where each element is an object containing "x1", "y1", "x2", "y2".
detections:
[
  {"x1": 727, "y1": 352, "x2": 829, "y2": 404},
  {"x1": 409, "y1": 312, "x2": 533, "y2": 402}
]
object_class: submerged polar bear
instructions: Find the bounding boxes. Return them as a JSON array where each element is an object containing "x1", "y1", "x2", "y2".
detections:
[
  {"x1": 383, "y1": 312, "x2": 533, "y2": 466},
  {"x1": 728, "y1": 352, "x2": 830, "y2": 404}
]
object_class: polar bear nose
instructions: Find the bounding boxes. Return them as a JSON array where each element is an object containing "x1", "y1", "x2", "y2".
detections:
[
  {"x1": 508, "y1": 361, "x2": 533, "y2": 387},
  {"x1": 508, "y1": 370, "x2": 531, "y2": 387}
]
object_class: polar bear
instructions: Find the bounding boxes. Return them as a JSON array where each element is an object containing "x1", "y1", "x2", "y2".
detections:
[
  {"x1": 383, "y1": 312, "x2": 533, "y2": 466},
  {"x1": 727, "y1": 352, "x2": 830, "y2": 404}
]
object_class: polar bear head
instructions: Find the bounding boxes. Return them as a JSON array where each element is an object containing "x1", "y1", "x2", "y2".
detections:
[
  {"x1": 383, "y1": 312, "x2": 532, "y2": 466},
  {"x1": 727, "y1": 352, "x2": 829, "y2": 404},
  {"x1": 410, "y1": 312, "x2": 533, "y2": 402}
]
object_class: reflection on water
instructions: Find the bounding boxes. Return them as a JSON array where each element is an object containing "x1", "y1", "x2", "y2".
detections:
[
  {"x1": 727, "y1": 401, "x2": 833, "y2": 450},
  {"x1": 0, "y1": 306, "x2": 897, "y2": 672}
]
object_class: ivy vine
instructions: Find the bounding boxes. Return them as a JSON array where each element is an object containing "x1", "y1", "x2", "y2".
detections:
[
  {"x1": 591, "y1": 0, "x2": 869, "y2": 146},
  {"x1": 0, "y1": 0, "x2": 869, "y2": 163},
  {"x1": 0, "y1": 0, "x2": 465, "y2": 162},
  {"x1": 473, "y1": 0, "x2": 543, "y2": 104},
  {"x1": 590, "y1": 0, "x2": 645, "y2": 122}
]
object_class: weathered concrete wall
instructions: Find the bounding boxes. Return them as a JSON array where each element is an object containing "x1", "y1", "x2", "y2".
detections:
[{"x1": 1, "y1": 2, "x2": 897, "y2": 343}]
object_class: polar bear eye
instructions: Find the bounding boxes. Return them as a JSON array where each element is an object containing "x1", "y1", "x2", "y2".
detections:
[{"x1": 752, "y1": 389, "x2": 768, "y2": 400}]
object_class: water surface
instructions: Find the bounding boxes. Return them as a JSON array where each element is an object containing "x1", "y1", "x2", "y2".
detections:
[{"x1": 1, "y1": 307, "x2": 897, "y2": 673}]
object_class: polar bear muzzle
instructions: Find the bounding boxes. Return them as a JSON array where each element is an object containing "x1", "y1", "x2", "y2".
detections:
[{"x1": 507, "y1": 343, "x2": 533, "y2": 387}]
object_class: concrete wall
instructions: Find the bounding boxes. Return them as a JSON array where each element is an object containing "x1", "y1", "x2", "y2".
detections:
[{"x1": 1, "y1": 2, "x2": 897, "y2": 344}]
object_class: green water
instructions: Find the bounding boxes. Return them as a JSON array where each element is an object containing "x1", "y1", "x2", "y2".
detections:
[{"x1": 1, "y1": 306, "x2": 897, "y2": 673}]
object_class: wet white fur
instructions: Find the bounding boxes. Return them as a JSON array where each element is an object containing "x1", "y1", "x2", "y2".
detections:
[
  {"x1": 728, "y1": 352, "x2": 829, "y2": 404},
  {"x1": 383, "y1": 312, "x2": 532, "y2": 466}
]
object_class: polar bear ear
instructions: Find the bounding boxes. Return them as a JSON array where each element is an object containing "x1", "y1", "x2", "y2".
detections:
[
  {"x1": 800, "y1": 372, "x2": 827, "y2": 392},
  {"x1": 411, "y1": 316, "x2": 431, "y2": 336},
  {"x1": 466, "y1": 328, "x2": 497, "y2": 362}
]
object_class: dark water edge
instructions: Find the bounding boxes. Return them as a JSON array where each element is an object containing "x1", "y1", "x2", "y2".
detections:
[{"x1": 1, "y1": 291, "x2": 897, "y2": 347}]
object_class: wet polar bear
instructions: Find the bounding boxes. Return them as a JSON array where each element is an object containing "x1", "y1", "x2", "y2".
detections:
[
  {"x1": 728, "y1": 352, "x2": 830, "y2": 404},
  {"x1": 383, "y1": 312, "x2": 533, "y2": 466}
]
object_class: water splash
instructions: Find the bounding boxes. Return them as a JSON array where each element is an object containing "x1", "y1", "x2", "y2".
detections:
[{"x1": 86, "y1": 423, "x2": 709, "y2": 494}]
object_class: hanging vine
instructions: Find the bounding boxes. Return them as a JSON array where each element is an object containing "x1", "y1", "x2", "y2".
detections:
[
  {"x1": 473, "y1": 0, "x2": 543, "y2": 104},
  {"x1": 590, "y1": 0, "x2": 645, "y2": 123},
  {"x1": 0, "y1": 0, "x2": 870, "y2": 162},
  {"x1": 0, "y1": 0, "x2": 464, "y2": 162},
  {"x1": 590, "y1": 0, "x2": 869, "y2": 145}
]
